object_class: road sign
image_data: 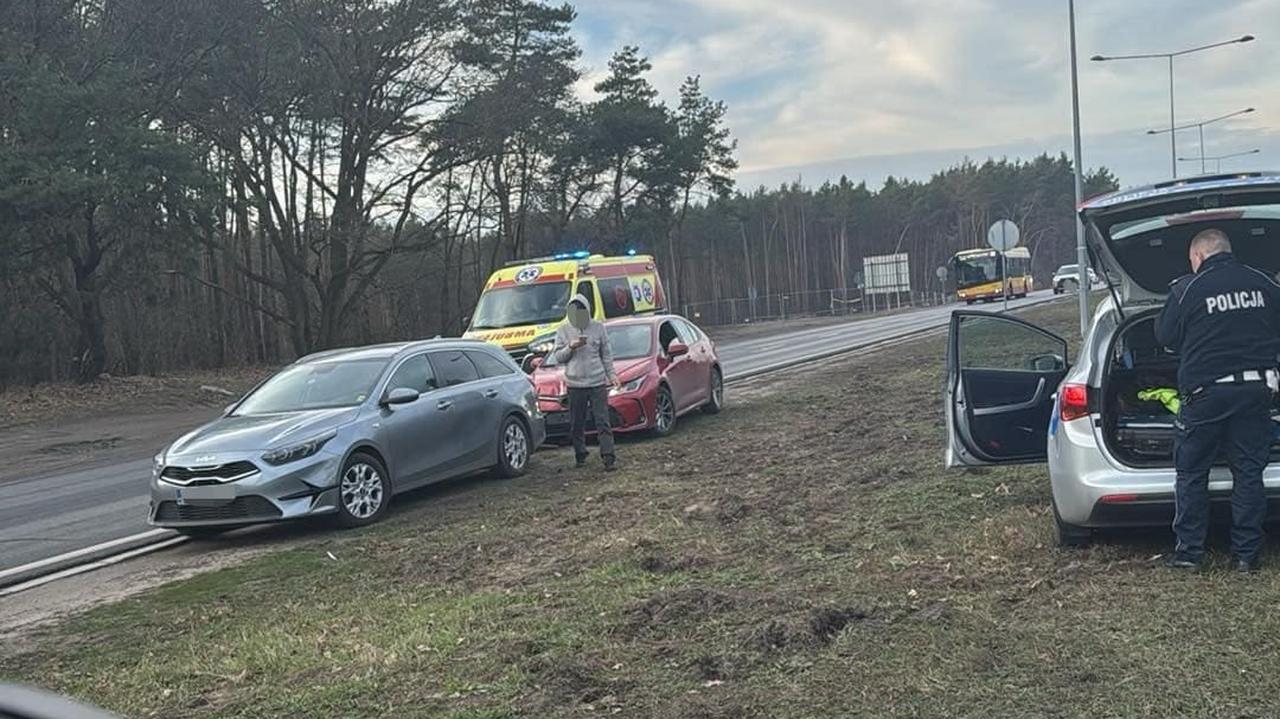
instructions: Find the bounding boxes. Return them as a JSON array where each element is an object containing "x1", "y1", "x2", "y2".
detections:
[
  {"x1": 987, "y1": 220, "x2": 1020, "y2": 251},
  {"x1": 935, "y1": 266, "x2": 948, "y2": 281},
  {"x1": 986, "y1": 220, "x2": 1020, "y2": 311}
]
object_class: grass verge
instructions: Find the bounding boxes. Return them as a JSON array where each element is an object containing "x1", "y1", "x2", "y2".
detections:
[{"x1": 6, "y1": 299, "x2": 1280, "y2": 718}]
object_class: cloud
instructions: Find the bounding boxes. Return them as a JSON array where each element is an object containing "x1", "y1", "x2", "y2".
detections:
[{"x1": 571, "y1": 0, "x2": 1280, "y2": 188}]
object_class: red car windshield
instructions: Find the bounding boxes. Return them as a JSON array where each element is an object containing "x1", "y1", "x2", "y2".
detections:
[{"x1": 543, "y1": 325, "x2": 653, "y2": 367}]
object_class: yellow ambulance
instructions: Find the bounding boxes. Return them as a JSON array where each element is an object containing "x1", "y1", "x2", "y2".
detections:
[{"x1": 463, "y1": 252, "x2": 667, "y2": 361}]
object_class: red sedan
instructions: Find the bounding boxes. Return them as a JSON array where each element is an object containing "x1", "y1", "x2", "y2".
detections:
[{"x1": 531, "y1": 314, "x2": 724, "y2": 439}]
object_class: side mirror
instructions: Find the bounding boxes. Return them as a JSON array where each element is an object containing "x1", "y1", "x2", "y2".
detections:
[
  {"x1": 668, "y1": 340, "x2": 690, "y2": 357},
  {"x1": 461, "y1": 315, "x2": 472, "y2": 329},
  {"x1": 382, "y1": 387, "x2": 421, "y2": 406},
  {"x1": 1029, "y1": 353, "x2": 1067, "y2": 372}
]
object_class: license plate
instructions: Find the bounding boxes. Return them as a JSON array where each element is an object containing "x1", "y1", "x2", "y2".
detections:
[{"x1": 175, "y1": 485, "x2": 236, "y2": 506}]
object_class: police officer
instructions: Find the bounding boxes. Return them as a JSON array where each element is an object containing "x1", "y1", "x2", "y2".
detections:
[{"x1": 1156, "y1": 228, "x2": 1280, "y2": 572}]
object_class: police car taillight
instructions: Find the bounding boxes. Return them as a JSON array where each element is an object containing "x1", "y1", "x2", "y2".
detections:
[{"x1": 1059, "y1": 383, "x2": 1090, "y2": 422}]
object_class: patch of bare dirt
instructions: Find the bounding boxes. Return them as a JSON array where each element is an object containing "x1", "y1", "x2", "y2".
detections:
[{"x1": 0, "y1": 366, "x2": 273, "y2": 429}]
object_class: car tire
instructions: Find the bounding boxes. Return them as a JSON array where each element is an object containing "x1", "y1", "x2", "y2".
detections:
[
  {"x1": 1053, "y1": 500, "x2": 1092, "y2": 548},
  {"x1": 333, "y1": 451, "x2": 392, "y2": 529},
  {"x1": 965, "y1": 299, "x2": 975, "y2": 305},
  {"x1": 702, "y1": 367, "x2": 724, "y2": 415},
  {"x1": 1061, "y1": 278, "x2": 1079, "y2": 294},
  {"x1": 651, "y1": 384, "x2": 677, "y2": 437},
  {"x1": 493, "y1": 415, "x2": 532, "y2": 479}
]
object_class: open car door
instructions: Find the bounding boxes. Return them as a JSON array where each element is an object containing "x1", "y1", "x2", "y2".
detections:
[{"x1": 946, "y1": 311, "x2": 1069, "y2": 467}]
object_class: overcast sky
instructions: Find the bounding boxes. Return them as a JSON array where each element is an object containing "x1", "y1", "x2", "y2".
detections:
[{"x1": 571, "y1": 0, "x2": 1279, "y2": 192}]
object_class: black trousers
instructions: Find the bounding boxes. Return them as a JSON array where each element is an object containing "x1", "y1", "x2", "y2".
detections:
[
  {"x1": 1173, "y1": 382, "x2": 1273, "y2": 561},
  {"x1": 568, "y1": 386, "x2": 614, "y2": 459}
]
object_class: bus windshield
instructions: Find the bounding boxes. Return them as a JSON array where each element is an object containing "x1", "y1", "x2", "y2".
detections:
[
  {"x1": 953, "y1": 253, "x2": 999, "y2": 289},
  {"x1": 470, "y1": 282, "x2": 573, "y2": 330}
]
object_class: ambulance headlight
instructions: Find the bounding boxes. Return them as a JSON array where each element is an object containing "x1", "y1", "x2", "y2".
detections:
[{"x1": 528, "y1": 333, "x2": 557, "y2": 356}]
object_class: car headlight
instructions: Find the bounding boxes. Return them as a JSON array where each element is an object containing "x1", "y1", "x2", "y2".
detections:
[
  {"x1": 153, "y1": 452, "x2": 165, "y2": 478},
  {"x1": 261, "y1": 431, "x2": 337, "y2": 466},
  {"x1": 610, "y1": 377, "x2": 645, "y2": 396},
  {"x1": 528, "y1": 332, "x2": 557, "y2": 356}
]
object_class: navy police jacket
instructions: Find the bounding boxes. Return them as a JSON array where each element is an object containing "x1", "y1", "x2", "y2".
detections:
[{"x1": 1155, "y1": 252, "x2": 1280, "y2": 394}]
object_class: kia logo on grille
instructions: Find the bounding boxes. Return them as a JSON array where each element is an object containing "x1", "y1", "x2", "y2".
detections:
[{"x1": 193, "y1": 455, "x2": 218, "y2": 465}]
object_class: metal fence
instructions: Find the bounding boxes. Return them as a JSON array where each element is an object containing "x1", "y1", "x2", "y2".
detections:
[{"x1": 680, "y1": 287, "x2": 955, "y2": 327}]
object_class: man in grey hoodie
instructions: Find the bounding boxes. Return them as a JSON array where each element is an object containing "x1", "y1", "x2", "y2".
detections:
[{"x1": 553, "y1": 294, "x2": 620, "y2": 470}]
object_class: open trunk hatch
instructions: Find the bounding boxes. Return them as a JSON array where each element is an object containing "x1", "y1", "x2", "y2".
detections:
[{"x1": 1080, "y1": 173, "x2": 1280, "y2": 310}]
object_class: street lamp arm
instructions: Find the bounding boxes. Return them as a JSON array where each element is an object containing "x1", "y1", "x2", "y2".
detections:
[
  {"x1": 1172, "y1": 35, "x2": 1256, "y2": 57},
  {"x1": 1146, "y1": 108, "x2": 1256, "y2": 135},
  {"x1": 1093, "y1": 35, "x2": 1255, "y2": 62}
]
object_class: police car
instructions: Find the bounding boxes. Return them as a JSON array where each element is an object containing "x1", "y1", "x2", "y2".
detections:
[{"x1": 944, "y1": 172, "x2": 1280, "y2": 546}]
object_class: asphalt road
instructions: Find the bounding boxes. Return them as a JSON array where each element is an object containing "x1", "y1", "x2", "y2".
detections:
[{"x1": 0, "y1": 291, "x2": 1057, "y2": 578}]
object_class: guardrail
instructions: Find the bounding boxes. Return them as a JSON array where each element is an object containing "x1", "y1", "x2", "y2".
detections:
[{"x1": 681, "y1": 288, "x2": 954, "y2": 327}]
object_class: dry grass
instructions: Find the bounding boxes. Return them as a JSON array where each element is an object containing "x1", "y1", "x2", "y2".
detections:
[{"x1": 6, "y1": 299, "x2": 1280, "y2": 718}]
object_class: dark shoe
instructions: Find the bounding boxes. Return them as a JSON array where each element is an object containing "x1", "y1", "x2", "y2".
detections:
[
  {"x1": 1163, "y1": 554, "x2": 1203, "y2": 571},
  {"x1": 1233, "y1": 557, "x2": 1262, "y2": 574},
  {"x1": 574, "y1": 454, "x2": 589, "y2": 469},
  {"x1": 602, "y1": 455, "x2": 617, "y2": 472}
]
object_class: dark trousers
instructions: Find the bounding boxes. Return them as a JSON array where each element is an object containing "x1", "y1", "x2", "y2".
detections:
[
  {"x1": 569, "y1": 386, "x2": 614, "y2": 460},
  {"x1": 1173, "y1": 382, "x2": 1273, "y2": 562}
]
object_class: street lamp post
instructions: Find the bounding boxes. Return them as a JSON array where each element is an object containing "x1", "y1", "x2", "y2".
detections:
[
  {"x1": 1178, "y1": 148, "x2": 1261, "y2": 173},
  {"x1": 1148, "y1": 107, "x2": 1255, "y2": 174},
  {"x1": 1068, "y1": 0, "x2": 1089, "y2": 336},
  {"x1": 1091, "y1": 34, "x2": 1255, "y2": 179}
]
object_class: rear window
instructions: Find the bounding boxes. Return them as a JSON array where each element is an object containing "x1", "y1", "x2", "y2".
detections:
[
  {"x1": 430, "y1": 351, "x2": 481, "y2": 387},
  {"x1": 467, "y1": 350, "x2": 515, "y2": 378}
]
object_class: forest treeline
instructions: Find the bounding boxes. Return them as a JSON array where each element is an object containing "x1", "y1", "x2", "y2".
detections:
[{"x1": 0, "y1": 0, "x2": 1118, "y2": 387}]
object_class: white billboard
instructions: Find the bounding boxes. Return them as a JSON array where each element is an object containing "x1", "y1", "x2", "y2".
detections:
[{"x1": 863, "y1": 253, "x2": 911, "y2": 295}]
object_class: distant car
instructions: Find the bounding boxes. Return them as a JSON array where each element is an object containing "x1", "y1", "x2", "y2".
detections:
[
  {"x1": 1051, "y1": 263, "x2": 1099, "y2": 293},
  {"x1": 531, "y1": 315, "x2": 723, "y2": 439},
  {"x1": 149, "y1": 340, "x2": 544, "y2": 535}
]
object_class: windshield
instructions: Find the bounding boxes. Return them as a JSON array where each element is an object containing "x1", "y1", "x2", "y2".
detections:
[
  {"x1": 1056, "y1": 264, "x2": 1077, "y2": 275},
  {"x1": 953, "y1": 253, "x2": 999, "y2": 289},
  {"x1": 234, "y1": 359, "x2": 387, "y2": 415},
  {"x1": 543, "y1": 325, "x2": 653, "y2": 367},
  {"x1": 471, "y1": 282, "x2": 572, "y2": 330}
]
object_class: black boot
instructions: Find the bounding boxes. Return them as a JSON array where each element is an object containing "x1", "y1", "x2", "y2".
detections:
[
  {"x1": 1233, "y1": 556, "x2": 1262, "y2": 573},
  {"x1": 575, "y1": 453, "x2": 589, "y2": 468},
  {"x1": 602, "y1": 454, "x2": 617, "y2": 472},
  {"x1": 1163, "y1": 554, "x2": 1203, "y2": 571}
]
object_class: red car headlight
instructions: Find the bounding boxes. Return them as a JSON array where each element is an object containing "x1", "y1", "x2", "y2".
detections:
[{"x1": 610, "y1": 376, "x2": 646, "y2": 396}]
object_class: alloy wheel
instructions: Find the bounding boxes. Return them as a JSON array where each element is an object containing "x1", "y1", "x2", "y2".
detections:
[
  {"x1": 340, "y1": 462, "x2": 384, "y2": 520},
  {"x1": 504, "y1": 421, "x2": 529, "y2": 471},
  {"x1": 656, "y1": 389, "x2": 675, "y2": 432}
]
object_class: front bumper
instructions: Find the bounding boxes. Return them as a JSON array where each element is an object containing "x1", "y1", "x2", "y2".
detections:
[
  {"x1": 541, "y1": 394, "x2": 652, "y2": 439},
  {"x1": 148, "y1": 450, "x2": 343, "y2": 528}
]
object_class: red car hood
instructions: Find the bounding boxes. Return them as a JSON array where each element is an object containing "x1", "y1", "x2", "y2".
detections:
[{"x1": 533, "y1": 357, "x2": 651, "y2": 396}]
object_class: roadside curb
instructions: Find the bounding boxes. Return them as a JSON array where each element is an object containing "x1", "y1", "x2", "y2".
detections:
[{"x1": 0, "y1": 529, "x2": 181, "y2": 592}]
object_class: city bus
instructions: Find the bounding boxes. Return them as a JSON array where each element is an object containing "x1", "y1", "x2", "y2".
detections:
[{"x1": 951, "y1": 246, "x2": 1033, "y2": 304}]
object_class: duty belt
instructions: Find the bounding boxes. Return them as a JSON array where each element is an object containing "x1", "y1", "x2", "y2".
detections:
[{"x1": 1188, "y1": 369, "x2": 1277, "y2": 398}]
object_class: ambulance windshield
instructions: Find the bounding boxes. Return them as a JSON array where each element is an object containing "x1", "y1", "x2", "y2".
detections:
[{"x1": 471, "y1": 282, "x2": 572, "y2": 329}]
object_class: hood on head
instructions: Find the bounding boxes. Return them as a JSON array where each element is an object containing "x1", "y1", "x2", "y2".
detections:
[{"x1": 568, "y1": 293, "x2": 591, "y2": 330}]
